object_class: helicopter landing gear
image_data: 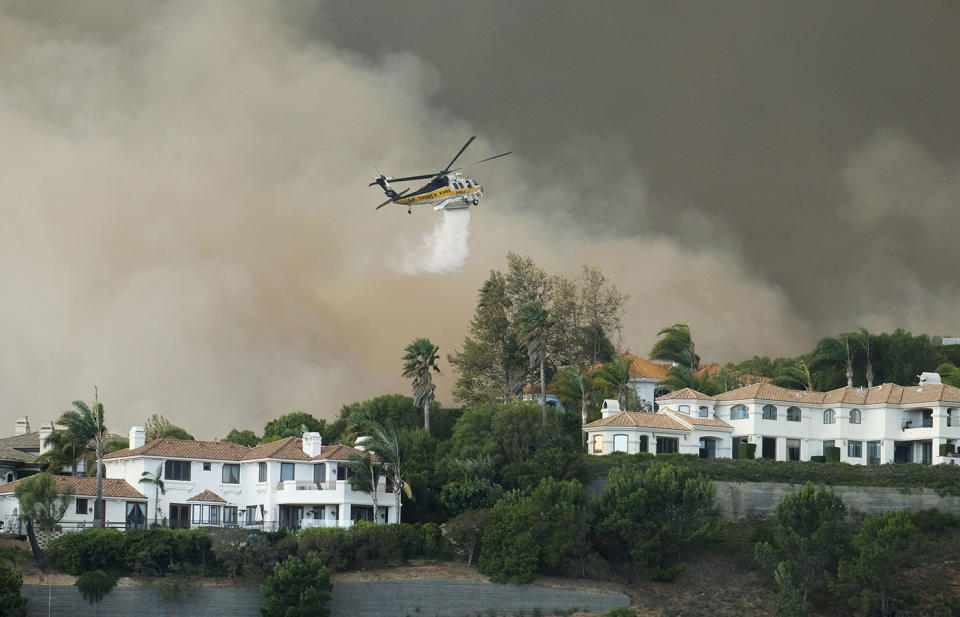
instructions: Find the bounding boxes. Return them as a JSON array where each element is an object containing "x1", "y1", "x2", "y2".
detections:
[
  {"x1": 472, "y1": 199, "x2": 479, "y2": 206},
  {"x1": 407, "y1": 208, "x2": 412, "y2": 214}
]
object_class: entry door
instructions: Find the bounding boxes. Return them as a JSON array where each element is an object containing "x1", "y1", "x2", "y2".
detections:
[{"x1": 169, "y1": 504, "x2": 190, "y2": 529}]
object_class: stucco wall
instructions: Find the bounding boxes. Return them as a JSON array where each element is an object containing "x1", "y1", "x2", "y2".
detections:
[{"x1": 22, "y1": 579, "x2": 629, "y2": 617}]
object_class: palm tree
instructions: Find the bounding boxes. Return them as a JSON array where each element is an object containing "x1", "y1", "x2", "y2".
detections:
[
  {"x1": 139, "y1": 464, "x2": 166, "y2": 527},
  {"x1": 591, "y1": 354, "x2": 634, "y2": 409},
  {"x1": 359, "y1": 421, "x2": 410, "y2": 523},
  {"x1": 772, "y1": 360, "x2": 815, "y2": 391},
  {"x1": 402, "y1": 338, "x2": 440, "y2": 435},
  {"x1": 347, "y1": 453, "x2": 382, "y2": 523},
  {"x1": 649, "y1": 323, "x2": 700, "y2": 371},
  {"x1": 859, "y1": 327, "x2": 874, "y2": 388},
  {"x1": 515, "y1": 302, "x2": 554, "y2": 421},
  {"x1": 552, "y1": 366, "x2": 593, "y2": 428},
  {"x1": 661, "y1": 365, "x2": 726, "y2": 396},
  {"x1": 36, "y1": 430, "x2": 87, "y2": 476},
  {"x1": 57, "y1": 387, "x2": 107, "y2": 527}
]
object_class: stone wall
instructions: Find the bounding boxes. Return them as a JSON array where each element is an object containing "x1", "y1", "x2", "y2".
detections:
[
  {"x1": 714, "y1": 481, "x2": 960, "y2": 519},
  {"x1": 23, "y1": 580, "x2": 629, "y2": 617}
]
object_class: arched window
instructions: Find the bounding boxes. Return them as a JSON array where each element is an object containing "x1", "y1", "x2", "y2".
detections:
[
  {"x1": 823, "y1": 409, "x2": 836, "y2": 424},
  {"x1": 787, "y1": 407, "x2": 801, "y2": 422},
  {"x1": 699, "y1": 406, "x2": 709, "y2": 418},
  {"x1": 849, "y1": 409, "x2": 862, "y2": 424},
  {"x1": 762, "y1": 405, "x2": 777, "y2": 420},
  {"x1": 678, "y1": 405, "x2": 690, "y2": 414},
  {"x1": 731, "y1": 405, "x2": 749, "y2": 420},
  {"x1": 593, "y1": 434, "x2": 604, "y2": 454},
  {"x1": 613, "y1": 434, "x2": 628, "y2": 452}
]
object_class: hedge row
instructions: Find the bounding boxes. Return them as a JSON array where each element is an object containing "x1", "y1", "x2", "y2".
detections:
[
  {"x1": 45, "y1": 523, "x2": 448, "y2": 578},
  {"x1": 578, "y1": 453, "x2": 960, "y2": 495}
]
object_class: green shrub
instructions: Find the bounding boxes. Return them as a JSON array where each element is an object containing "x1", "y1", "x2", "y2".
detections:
[
  {"x1": 738, "y1": 443, "x2": 757, "y2": 460},
  {"x1": 298, "y1": 528, "x2": 355, "y2": 571},
  {"x1": 261, "y1": 554, "x2": 332, "y2": 617},
  {"x1": 47, "y1": 528, "x2": 215, "y2": 576},
  {"x1": 910, "y1": 508, "x2": 960, "y2": 534},
  {"x1": 601, "y1": 608, "x2": 637, "y2": 617},
  {"x1": 0, "y1": 564, "x2": 27, "y2": 617},
  {"x1": 809, "y1": 456, "x2": 826, "y2": 463},
  {"x1": 824, "y1": 447, "x2": 841, "y2": 463},
  {"x1": 75, "y1": 570, "x2": 118, "y2": 604},
  {"x1": 46, "y1": 528, "x2": 125, "y2": 574}
]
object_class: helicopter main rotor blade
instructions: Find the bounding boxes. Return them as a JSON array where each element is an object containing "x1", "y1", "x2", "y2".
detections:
[
  {"x1": 374, "y1": 188, "x2": 410, "y2": 210},
  {"x1": 468, "y1": 151, "x2": 512, "y2": 166},
  {"x1": 442, "y1": 136, "x2": 476, "y2": 173},
  {"x1": 385, "y1": 173, "x2": 436, "y2": 183}
]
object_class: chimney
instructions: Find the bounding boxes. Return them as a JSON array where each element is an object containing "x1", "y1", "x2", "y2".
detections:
[
  {"x1": 38, "y1": 422, "x2": 55, "y2": 455},
  {"x1": 129, "y1": 426, "x2": 146, "y2": 450},
  {"x1": 601, "y1": 399, "x2": 621, "y2": 419},
  {"x1": 14, "y1": 417, "x2": 30, "y2": 436},
  {"x1": 302, "y1": 432, "x2": 322, "y2": 457}
]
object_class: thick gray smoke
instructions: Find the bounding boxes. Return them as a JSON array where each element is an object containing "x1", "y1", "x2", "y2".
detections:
[
  {"x1": 395, "y1": 209, "x2": 472, "y2": 275},
  {"x1": 10, "y1": 1, "x2": 949, "y2": 439}
]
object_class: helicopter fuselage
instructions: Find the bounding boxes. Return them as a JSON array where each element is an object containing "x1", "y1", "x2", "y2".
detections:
[{"x1": 395, "y1": 173, "x2": 482, "y2": 211}]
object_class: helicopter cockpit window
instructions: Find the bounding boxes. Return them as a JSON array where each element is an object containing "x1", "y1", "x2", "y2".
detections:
[{"x1": 465, "y1": 180, "x2": 473, "y2": 187}]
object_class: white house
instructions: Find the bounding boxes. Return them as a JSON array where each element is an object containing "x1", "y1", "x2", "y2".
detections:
[
  {"x1": 0, "y1": 476, "x2": 147, "y2": 534},
  {"x1": 584, "y1": 398, "x2": 734, "y2": 458},
  {"x1": 586, "y1": 380, "x2": 960, "y2": 465},
  {"x1": 101, "y1": 428, "x2": 396, "y2": 530}
]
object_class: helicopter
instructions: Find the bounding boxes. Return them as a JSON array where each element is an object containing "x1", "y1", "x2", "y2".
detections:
[{"x1": 370, "y1": 136, "x2": 511, "y2": 214}]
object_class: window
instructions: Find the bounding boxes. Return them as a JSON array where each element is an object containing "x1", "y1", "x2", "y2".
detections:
[
  {"x1": 337, "y1": 465, "x2": 351, "y2": 481},
  {"x1": 731, "y1": 405, "x2": 749, "y2": 420},
  {"x1": 732, "y1": 436, "x2": 747, "y2": 459},
  {"x1": 258, "y1": 462, "x2": 267, "y2": 482},
  {"x1": 823, "y1": 409, "x2": 836, "y2": 424},
  {"x1": 787, "y1": 407, "x2": 801, "y2": 422},
  {"x1": 593, "y1": 434, "x2": 603, "y2": 454},
  {"x1": 203, "y1": 462, "x2": 211, "y2": 471},
  {"x1": 76, "y1": 498, "x2": 88, "y2": 515},
  {"x1": 224, "y1": 506, "x2": 238, "y2": 526},
  {"x1": 246, "y1": 506, "x2": 258, "y2": 525},
  {"x1": 847, "y1": 441, "x2": 863, "y2": 458},
  {"x1": 762, "y1": 405, "x2": 777, "y2": 420},
  {"x1": 656, "y1": 437, "x2": 679, "y2": 454},
  {"x1": 314, "y1": 464, "x2": 326, "y2": 483},
  {"x1": 849, "y1": 409, "x2": 861, "y2": 424},
  {"x1": 787, "y1": 439, "x2": 801, "y2": 461},
  {"x1": 191, "y1": 504, "x2": 220, "y2": 525},
  {"x1": 678, "y1": 405, "x2": 690, "y2": 415},
  {"x1": 639, "y1": 435, "x2": 649, "y2": 453},
  {"x1": 222, "y1": 464, "x2": 240, "y2": 484},
  {"x1": 613, "y1": 434, "x2": 628, "y2": 452},
  {"x1": 281, "y1": 463, "x2": 295, "y2": 482},
  {"x1": 699, "y1": 406, "x2": 709, "y2": 418},
  {"x1": 164, "y1": 460, "x2": 191, "y2": 481},
  {"x1": 126, "y1": 502, "x2": 146, "y2": 529},
  {"x1": 867, "y1": 441, "x2": 881, "y2": 465}
]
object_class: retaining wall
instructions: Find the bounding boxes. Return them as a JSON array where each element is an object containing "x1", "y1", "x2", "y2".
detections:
[
  {"x1": 23, "y1": 579, "x2": 629, "y2": 617},
  {"x1": 714, "y1": 481, "x2": 960, "y2": 519}
]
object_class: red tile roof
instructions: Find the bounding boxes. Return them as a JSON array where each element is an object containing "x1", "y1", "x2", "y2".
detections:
[
  {"x1": 657, "y1": 388, "x2": 716, "y2": 401},
  {"x1": 104, "y1": 439, "x2": 250, "y2": 461},
  {"x1": 584, "y1": 411, "x2": 690, "y2": 431},
  {"x1": 0, "y1": 476, "x2": 145, "y2": 499},
  {"x1": 661, "y1": 409, "x2": 733, "y2": 430},
  {"x1": 713, "y1": 382, "x2": 960, "y2": 406},
  {"x1": 186, "y1": 489, "x2": 226, "y2": 503}
]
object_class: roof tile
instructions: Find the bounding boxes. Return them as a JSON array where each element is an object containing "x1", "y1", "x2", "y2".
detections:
[{"x1": 0, "y1": 476, "x2": 145, "y2": 499}]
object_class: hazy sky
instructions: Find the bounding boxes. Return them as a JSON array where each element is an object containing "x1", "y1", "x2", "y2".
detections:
[{"x1": 2, "y1": 1, "x2": 958, "y2": 438}]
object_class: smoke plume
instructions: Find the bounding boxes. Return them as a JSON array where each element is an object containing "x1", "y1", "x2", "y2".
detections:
[{"x1": 5, "y1": 2, "x2": 954, "y2": 439}]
